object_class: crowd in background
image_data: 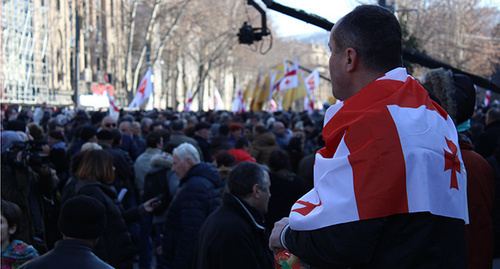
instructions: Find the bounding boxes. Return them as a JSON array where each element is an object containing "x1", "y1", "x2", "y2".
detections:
[{"x1": 1, "y1": 99, "x2": 500, "y2": 268}]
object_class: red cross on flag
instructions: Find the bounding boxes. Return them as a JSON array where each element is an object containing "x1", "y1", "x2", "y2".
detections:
[
  {"x1": 289, "y1": 67, "x2": 468, "y2": 231},
  {"x1": 128, "y1": 68, "x2": 153, "y2": 109}
]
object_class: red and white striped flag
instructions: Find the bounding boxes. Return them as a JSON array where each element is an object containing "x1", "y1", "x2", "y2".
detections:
[{"x1": 289, "y1": 68, "x2": 468, "y2": 231}]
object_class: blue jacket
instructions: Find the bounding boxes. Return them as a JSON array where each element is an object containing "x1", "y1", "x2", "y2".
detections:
[{"x1": 161, "y1": 162, "x2": 222, "y2": 269}]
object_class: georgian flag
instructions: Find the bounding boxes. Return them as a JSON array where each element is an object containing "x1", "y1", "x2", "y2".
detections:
[
  {"x1": 272, "y1": 58, "x2": 299, "y2": 95},
  {"x1": 129, "y1": 68, "x2": 153, "y2": 109},
  {"x1": 289, "y1": 68, "x2": 468, "y2": 231},
  {"x1": 305, "y1": 68, "x2": 320, "y2": 95}
]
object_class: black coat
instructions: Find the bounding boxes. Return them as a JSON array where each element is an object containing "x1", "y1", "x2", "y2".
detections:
[
  {"x1": 193, "y1": 193, "x2": 274, "y2": 269},
  {"x1": 475, "y1": 121, "x2": 500, "y2": 158},
  {"x1": 19, "y1": 239, "x2": 113, "y2": 269},
  {"x1": 193, "y1": 135, "x2": 212, "y2": 162},
  {"x1": 283, "y1": 212, "x2": 467, "y2": 268},
  {"x1": 76, "y1": 180, "x2": 144, "y2": 269},
  {"x1": 265, "y1": 170, "x2": 307, "y2": 231},
  {"x1": 161, "y1": 162, "x2": 222, "y2": 269}
]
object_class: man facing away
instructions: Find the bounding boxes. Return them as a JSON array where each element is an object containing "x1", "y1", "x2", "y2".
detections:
[
  {"x1": 193, "y1": 162, "x2": 273, "y2": 268},
  {"x1": 269, "y1": 5, "x2": 468, "y2": 268},
  {"x1": 20, "y1": 196, "x2": 113, "y2": 269},
  {"x1": 160, "y1": 143, "x2": 222, "y2": 269}
]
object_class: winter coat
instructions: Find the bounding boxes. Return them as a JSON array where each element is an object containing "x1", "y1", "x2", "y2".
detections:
[
  {"x1": 460, "y1": 140, "x2": 494, "y2": 269},
  {"x1": 193, "y1": 193, "x2": 273, "y2": 269},
  {"x1": 193, "y1": 135, "x2": 212, "y2": 162},
  {"x1": 265, "y1": 170, "x2": 307, "y2": 231},
  {"x1": 228, "y1": 149, "x2": 256, "y2": 163},
  {"x1": 161, "y1": 162, "x2": 222, "y2": 269},
  {"x1": 134, "y1": 147, "x2": 162, "y2": 197},
  {"x1": 19, "y1": 239, "x2": 113, "y2": 269},
  {"x1": 143, "y1": 154, "x2": 178, "y2": 219},
  {"x1": 283, "y1": 212, "x2": 467, "y2": 268},
  {"x1": 250, "y1": 132, "x2": 280, "y2": 165},
  {"x1": 475, "y1": 120, "x2": 500, "y2": 158},
  {"x1": 76, "y1": 180, "x2": 144, "y2": 269}
]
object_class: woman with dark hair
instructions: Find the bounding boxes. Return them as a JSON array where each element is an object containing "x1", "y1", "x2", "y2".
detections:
[
  {"x1": 213, "y1": 150, "x2": 238, "y2": 193},
  {"x1": 1, "y1": 200, "x2": 39, "y2": 268},
  {"x1": 74, "y1": 150, "x2": 158, "y2": 269}
]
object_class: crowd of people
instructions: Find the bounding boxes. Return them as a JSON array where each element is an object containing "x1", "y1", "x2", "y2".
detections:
[
  {"x1": 1, "y1": 4, "x2": 499, "y2": 269},
  {"x1": 1, "y1": 92, "x2": 322, "y2": 268}
]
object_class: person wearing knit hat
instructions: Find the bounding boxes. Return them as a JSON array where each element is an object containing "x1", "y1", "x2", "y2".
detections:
[
  {"x1": 420, "y1": 68, "x2": 495, "y2": 269},
  {"x1": 20, "y1": 196, "x2": 113, "y2": 268}
]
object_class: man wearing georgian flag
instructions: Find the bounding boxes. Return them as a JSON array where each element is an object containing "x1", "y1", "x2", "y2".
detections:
[{"x1": 269, "y1": 5, "x2": 468, "y2": 268}]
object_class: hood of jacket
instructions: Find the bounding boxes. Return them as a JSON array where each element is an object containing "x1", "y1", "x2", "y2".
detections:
[
  {"x1": 181, "y1": 162, "x2": 222, "y2": 188},
  {"x1": 75, "y1": 179, "x2": 118, "y2": 199}
]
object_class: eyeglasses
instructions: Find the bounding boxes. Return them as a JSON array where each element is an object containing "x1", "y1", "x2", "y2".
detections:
[{"x1": 105, "y1": 123, "x2": 117, "y2": 128}]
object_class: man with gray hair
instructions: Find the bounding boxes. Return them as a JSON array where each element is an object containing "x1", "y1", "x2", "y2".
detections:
[
  {"x1": 160, "y1": 143, "x2": 222, "y2": 269},
  {"x1": 193, "y1": 162, "x2": 273, "y2": 268}
]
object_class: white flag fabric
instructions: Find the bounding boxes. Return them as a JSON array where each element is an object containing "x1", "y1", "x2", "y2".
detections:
[
  {"x1": 232, "y1": 83, "x2": 246, "y2": 114},
  {"x1": 304, "y1": 94, "x2": 315, "y2": 115},
  {"x1": 289, "y1": 67, "x2": 468, "y2": 231},
  {"x1": 305, "y1": 68, "x2": 320, "y2": 95},
  {"x1": 106, "y1": 90, "x2": 120, "y2": 121},
  {"x1": 184, "y1": 89, "x2": 193, "y2": 112},
  {"x1": 214, "y1": 87, "x2": 224, "y2": 111},
  {"x1": 273, "y1": 58, "x2": 299, "y2": 95},
  {"x1": 128, "y1": 68, "x2": 153, "y2": 109}
]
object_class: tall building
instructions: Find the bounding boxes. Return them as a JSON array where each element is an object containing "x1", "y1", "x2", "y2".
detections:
[{"x1": 1, "y1": 0, "x2": 127, "y2": 107}]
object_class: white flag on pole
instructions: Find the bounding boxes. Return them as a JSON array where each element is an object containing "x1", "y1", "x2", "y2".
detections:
[{"x1": 128, "y1": 68, "x2": 153, "y2": 109}]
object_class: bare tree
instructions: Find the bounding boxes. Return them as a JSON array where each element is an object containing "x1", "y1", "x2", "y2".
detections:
[{"x1": 396, "y1": 0, "x2": 500, "y2": 77}]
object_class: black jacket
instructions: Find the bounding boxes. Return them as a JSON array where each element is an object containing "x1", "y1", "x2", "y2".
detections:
[
  {"x1": 475, "y1": 120, "x2": 500, "y2": 158},
  {"x1": 20, "y1": 239, "x2": 113, "y2": 269},
  {"x1": 193, "y1": 193, "x2": 274, "y2": 269},
  {"x1": 161, "y1": 162, "x2": 222, "y2": 269},
  {"x1": 283, "y1": 212, "x2": 467, "y2": 268},
  {"x1": 76, "y1": 180, "x2": 144, "y2": 269}
]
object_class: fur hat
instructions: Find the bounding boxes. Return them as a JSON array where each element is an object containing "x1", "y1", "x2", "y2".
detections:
[
  {"x1": 420, "y1": 68, "x2": 476, "y2": 125},
  {"x1": 58, "y1": 196, "x2": 106, "y2": 239}
]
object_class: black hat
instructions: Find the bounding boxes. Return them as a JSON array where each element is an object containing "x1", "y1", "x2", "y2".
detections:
[
  {"x1": 195, "y1": 122, "x2": 211, "y2": 131},
  {"x1": 58, "y1": 196, "x2": 106, "y2": 239},
  {"x1": 79, "y1": 125, "x2": 97, "y2": 141},
  {"x1": 96, "y1": 130, "x2": 114, "y2": 140}
]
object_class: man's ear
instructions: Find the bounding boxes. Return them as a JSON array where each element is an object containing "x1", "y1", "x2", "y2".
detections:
[
  {"x1": 345, "y1": 47, "x2": 358, "y2": 73},
  {"x1": 8, "y1": 224, "x2": 17, "y2": 235},
  {"x1": 252, "y1": 183, "x2": 260, "y2": 199}
]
